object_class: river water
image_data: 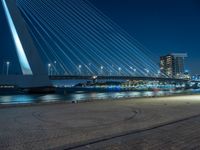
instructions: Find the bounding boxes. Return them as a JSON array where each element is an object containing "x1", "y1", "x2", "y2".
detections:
[{"x1": 0, "y1": 89, "x2": 200, "y2": 105}]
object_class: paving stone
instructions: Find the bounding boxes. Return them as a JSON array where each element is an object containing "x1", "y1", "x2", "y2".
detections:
[{"x1": 1, "y1": 95, "x2": 200, "y2": 149}]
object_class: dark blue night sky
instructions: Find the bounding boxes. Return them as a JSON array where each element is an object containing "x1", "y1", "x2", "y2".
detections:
[
  {"x1": 1, "y1": 0, "x2": 200, "y2": 74},
  {"x1": 89, "y1": 0, "x2": 200, "y2": 74}
]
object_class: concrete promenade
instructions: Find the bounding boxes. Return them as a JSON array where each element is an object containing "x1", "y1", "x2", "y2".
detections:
[{"x1": 1, "y1": 95, "x2": 200, "y2": 149}]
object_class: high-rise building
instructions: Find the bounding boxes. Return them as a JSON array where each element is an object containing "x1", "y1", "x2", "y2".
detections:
[{"x1": 160, "y1": 53, "x2": 187, "y2": 78}]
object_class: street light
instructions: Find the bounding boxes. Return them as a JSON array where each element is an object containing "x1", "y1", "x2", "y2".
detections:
[
  {"x1": 133, "y1": 68, "x2": 137, "y2": 76},
  {"x1": 100, "y1": 66, "x2": 104, "y2": 75},
  {"x1": 48, "y1": 63, "x2": 52, "y2": 76},
  {"x1": 54, "y1": 61, "x2": 58, "y2": 75},
  {"x1": 6, "y1": 61, "x2": 10, "y2": 75},
  {"x1": 92, "y1": 75, "x2": 97, "y2": 80},
  {"x1": 118, "y1": 67, "x2": 122, "y2": 76},
  {"x1": 157, "y1": 70, "x2": 161, "y2": 77},
  {"x1": 130, "y1": 67, "x2": 136, "y2": 76},
  {"x1": 144, "y1": 68, "x2": 149, "y2": 76},
  {"x1": 129, "y1": 66, "x2": 133, "y2": 76},
  {"x1": 78, "y1": 65, "x2": 82, "y2": 75},
  {"x1": 92, "y1": 75, "x2": 97, "y2": 83}
]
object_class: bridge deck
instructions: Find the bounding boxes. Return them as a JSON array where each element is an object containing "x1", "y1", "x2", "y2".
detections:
[{"x1": 50, "y1": 75, "x2": 189, "y2": 82}]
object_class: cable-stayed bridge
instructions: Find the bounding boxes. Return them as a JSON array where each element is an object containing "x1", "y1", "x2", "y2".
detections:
[
  {"x1": 0, "y1": 0, "x2": 187, "y2": 89},
  {"x1": 17, "y1": 0, "x2": 161, "y2": 76}
]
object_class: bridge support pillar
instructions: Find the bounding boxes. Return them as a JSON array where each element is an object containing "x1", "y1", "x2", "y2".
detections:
[{"x1": 0, "y1": 0, "x2": 51, "y2": 88}]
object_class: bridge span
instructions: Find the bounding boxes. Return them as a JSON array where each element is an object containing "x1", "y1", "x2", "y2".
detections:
[{"x1": 49, "y1": 75, "x2": 189, "y2": 83}]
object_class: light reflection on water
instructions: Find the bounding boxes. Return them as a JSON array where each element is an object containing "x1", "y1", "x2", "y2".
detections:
[{"x1": 0, "y1": 89, "x2": 199, "y2": 105}]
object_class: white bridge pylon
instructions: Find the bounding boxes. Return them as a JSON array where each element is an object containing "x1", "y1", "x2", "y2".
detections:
[{"x1": 0, "y1": 0, "x2": 51, "y2": 88}]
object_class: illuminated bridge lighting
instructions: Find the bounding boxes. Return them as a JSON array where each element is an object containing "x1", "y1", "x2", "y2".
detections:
[{"x1": 2, "y1": 0, "x2": 33, "y2": 75}]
